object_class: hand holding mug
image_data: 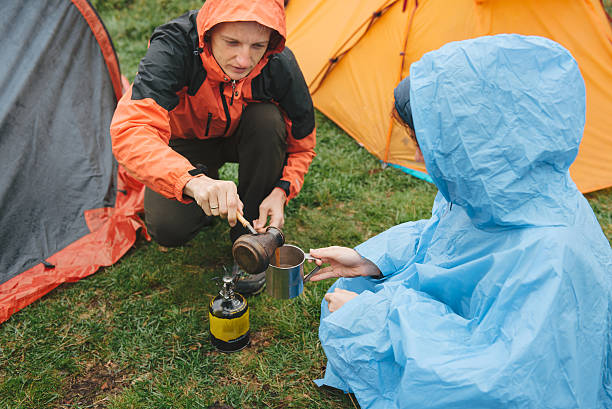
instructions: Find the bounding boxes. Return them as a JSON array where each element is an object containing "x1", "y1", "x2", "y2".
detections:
[{"x1": 307, "y1": 246, "x2": 382, "y2": 281}]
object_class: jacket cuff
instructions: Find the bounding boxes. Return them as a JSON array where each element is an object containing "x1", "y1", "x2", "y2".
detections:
[
  {"x1": 175, "y1": 172, "x2": 196, "y2": 203},
  {"x1": 188, "y1": 165, "x2": 208, "y2": 176},
  {"x1": 276, "y1": 180, "x2": 290, "y2": 199}
]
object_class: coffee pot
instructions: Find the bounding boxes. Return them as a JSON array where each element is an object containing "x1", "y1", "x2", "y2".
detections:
[{"x1": 232, "y1": 226, "x2": 285, "y2": 274}]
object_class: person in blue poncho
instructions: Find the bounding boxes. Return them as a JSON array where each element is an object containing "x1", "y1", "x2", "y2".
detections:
[{"x1": 307, "y1": 34, "x2": 612, "y2": 409}]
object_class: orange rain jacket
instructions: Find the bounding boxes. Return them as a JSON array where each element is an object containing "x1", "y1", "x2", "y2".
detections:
[{"x1": 110, "y1": 0, "x2": 316, "y2": 203}]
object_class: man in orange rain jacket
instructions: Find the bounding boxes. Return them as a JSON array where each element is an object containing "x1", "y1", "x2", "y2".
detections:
[{"x1": 110, "y1": 0, "x2": 315, "y2": 294}]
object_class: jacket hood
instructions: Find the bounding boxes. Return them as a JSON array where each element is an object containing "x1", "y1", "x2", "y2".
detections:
[
  {"x1": 197, "y1": 0, "x2": 286, "y2": 53},
  {"x1": 407, "y1": 34, "x2": 586, "y2": 229}
]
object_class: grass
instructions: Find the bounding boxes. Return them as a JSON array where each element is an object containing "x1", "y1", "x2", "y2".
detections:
[{"x1": 1, "y1": 1, "x2": 611, "y2": 408}]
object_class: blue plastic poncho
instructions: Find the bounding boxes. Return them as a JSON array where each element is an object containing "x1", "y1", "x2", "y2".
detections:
[{"x1": 315, "y1": 34, "x2": 612, "y2": 409}]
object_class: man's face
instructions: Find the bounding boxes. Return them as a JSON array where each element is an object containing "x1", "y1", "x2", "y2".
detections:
[{"x1": 209, "y1": 21, "x2": 272, "y2": 81}]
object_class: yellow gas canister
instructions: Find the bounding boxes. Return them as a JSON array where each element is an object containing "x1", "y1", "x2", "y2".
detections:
[{"x1": 209, "y1": 275, "x2": 250, "y2": 352}]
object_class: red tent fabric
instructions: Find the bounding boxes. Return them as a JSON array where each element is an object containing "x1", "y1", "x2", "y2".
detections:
[{"x1": 0, "y1": 169, "x2": 146, "y2": 323}]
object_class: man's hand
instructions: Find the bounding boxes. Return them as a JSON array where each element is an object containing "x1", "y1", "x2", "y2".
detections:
[
  {"x1": 307, "y1": 246, "x2": 382, "y2": 281},
  {"x1": 324, "y1": 288, "x2": 359, "y2": 312},
  {"x1": 253, "y1": 188, "x2": 286, "y2": 233},
  {"x1": 183, "y1": 175, "x2": 243, "y2": 226}
]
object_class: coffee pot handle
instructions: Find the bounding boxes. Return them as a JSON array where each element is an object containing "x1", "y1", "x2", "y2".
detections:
[{"x1": 236, "y1": 213, "x2": 257, "y2": 235}]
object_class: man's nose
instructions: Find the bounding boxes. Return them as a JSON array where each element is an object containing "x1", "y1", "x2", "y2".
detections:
[{"x1": 235, "y1": 47, "x2": 250, "y2": 67}]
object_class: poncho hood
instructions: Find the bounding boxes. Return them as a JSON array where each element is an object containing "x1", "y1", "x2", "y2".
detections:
[{"x1": 407, "y1": 34, "x2": 586, "y2": 228}]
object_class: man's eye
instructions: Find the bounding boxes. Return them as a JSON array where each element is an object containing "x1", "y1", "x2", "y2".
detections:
[
  {"x1": 252, "y1": 44, "x2": 266, "y2": 50},
  {"x1": 226, "y1": 40, "x2": 239, "y2": 46}
]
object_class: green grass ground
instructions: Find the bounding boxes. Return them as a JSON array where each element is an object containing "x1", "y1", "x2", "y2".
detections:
[{"x1": 1, "y1": 1, "x2": 611, "y2": 408}]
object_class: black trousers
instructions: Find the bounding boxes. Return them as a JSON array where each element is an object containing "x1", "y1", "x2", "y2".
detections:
[{"x1": 144, "y1": 103, "x2": 288, "y2": 246}]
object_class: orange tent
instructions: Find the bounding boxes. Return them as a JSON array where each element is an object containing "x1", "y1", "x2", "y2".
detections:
[{"x1": 285, "y1": 0, "x2": 612, "y2": 193}]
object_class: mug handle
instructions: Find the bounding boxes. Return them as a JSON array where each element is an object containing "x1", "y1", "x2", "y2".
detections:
[{"x1": 303, "y1": 253, "x2": 322, "y2": 282}]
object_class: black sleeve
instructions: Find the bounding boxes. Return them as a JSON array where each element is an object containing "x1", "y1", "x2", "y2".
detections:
[
  {"x1": 251, "y1": 47, "x2": 315, "y2": 139},
  {"x1": 131, "y1": 11, "x2": 205, "y2": 111}
]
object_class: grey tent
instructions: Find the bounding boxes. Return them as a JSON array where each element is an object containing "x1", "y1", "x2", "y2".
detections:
[{"x1": 0, "y1": 0, "x2": 145, "y2": 323}]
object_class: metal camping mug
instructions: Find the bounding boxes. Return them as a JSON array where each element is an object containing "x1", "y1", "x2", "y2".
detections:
[{"x1": 265, "y1": 244, "x2": 321, "y2": 299}]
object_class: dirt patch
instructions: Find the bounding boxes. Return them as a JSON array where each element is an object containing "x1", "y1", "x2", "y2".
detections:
[
  {"x1": 59, "y1": 361, "x2": 132, "y2": 408},
  {"x1": 248, "y1": 328, "x2": 277, "y2": 351}
]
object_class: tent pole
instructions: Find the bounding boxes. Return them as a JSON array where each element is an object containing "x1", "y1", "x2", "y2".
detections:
[{"x1": 309, "y1": 1, "x2": 396, "y2": 93}]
